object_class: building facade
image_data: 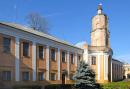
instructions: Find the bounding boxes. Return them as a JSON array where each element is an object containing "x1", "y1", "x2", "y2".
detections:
[
  {"x1": 0, "y1": 22, "x2": 83, "y2": 88},
  {"x1": 0, "y1": 4, "x2": 124, "y2": 88},
  {"x1": 123, "y1": 64, "x2": 130, "y2": 79}
]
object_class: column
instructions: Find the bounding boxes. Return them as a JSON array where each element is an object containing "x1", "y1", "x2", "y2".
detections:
[
  {"x1": 32, "y1": 42, "x2": 36, "y2": 81},
  {"x1": 98, "y1": 55, "x2": 100, "y2": 80},
  {"x1": 46, "y1": 46, "x2": 50, "y2": 80},
  {"x1": 15, "y1": 37, "x2": 20, "y2": 81},
  {"x1": 104, "y1": 55, "x2": 109, "y2": 80},
  {"x1": 75, "y1": 53, "x2": 78, "y2": 67},
  {"x1": 67, "y1": 51, "x2": 70, "y2": 80},
  {"x1": 111, "y1": 57, "x2": 113, "y2": 82},
  {"x1": 57, "y1": 48, "x2": 60, "y2": 80}
]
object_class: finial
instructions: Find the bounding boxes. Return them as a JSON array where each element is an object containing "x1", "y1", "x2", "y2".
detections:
[
  {"x1": 97, "y1": 3, "x2": 103, "y2": 14},
  {"x1": 98, "y1": 3, "x2": 102, "y2": 10}
]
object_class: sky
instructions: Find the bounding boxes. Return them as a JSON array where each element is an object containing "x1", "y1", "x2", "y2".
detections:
[{"x1": 0, "y1": 0, "x2": 130, "y2": 63}]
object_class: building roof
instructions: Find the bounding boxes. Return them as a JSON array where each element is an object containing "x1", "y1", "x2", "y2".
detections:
[
  {"x1": 112, "y1": 58, "x2": 123, "y2": 64},
  {"x1": 0, "y1": 22, "x2": 82, "y2": 50}
]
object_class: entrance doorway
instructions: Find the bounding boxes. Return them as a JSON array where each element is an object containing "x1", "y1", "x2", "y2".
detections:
[{"x1": 62, "y1": 74, "x2": 66, "y2": 84}]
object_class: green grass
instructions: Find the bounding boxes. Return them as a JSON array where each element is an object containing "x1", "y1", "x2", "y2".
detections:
[{"x1": 101, "y1": 81, "x2": 130, "y2": 89}]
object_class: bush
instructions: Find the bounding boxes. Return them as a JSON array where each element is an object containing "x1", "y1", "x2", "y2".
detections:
[
  {"x1": 13, "y1": 85, "x2": 42, "y2": 89},
  {"x1": 45, "y1": 84, "x2": 101, "y2": 89},
  {"x1": 45, "y1": 84, "x2": 76, "y2": 89}
]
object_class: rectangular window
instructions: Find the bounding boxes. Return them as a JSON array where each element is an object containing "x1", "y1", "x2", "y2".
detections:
[
  {"x1": 71, "y1": 54, "x2": 74, "y2": 64},
  {"x1": 78, "y1": 55, "x2": 81, "y2": 61},
  {"x1": 38, "y1": 46, "x2": 44, "y2": 59},
  {"x1": 70, "y1": 74, "x2": 74, "y2": 80},
  {"x1": 50, "y1": 73, "x2": 56, "y2": 80},
  {"x1": 22, "y1": 72, "x2": 29, "y2": 81},
  {"x1": 2, "y1": 71, "x2": 11, "y2": 81},
  {"x1": 23, "y1": 42, "x2": 29, "y2": 57},
  {"x1": 62, "y1": 51, "x2": 66, "y2": 62},
  {"x1": 38, "y1": 72, "x2": 44, "y2": 81},
  {"x1": 3, "y1": 37, "x2": 11, "y2": 53},
  {"x1": 91, "y1": 56, "x2": 96, "y2": 65},
  {"x1": 51, "y1": 49, "x2": 56, "y2": 61}
]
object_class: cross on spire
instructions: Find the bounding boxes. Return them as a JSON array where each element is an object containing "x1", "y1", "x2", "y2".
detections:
[{"x1": 97, "y1": 3, "x2": 103, "y2": 14}]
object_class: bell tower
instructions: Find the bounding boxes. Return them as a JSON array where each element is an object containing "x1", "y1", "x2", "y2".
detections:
[{"x1": 91, "y1": 3, "x2": 110, "y2": 47}]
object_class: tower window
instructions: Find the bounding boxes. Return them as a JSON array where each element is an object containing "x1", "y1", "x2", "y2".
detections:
[{"x1": 91, "y1": 56, "x2": 96, "y2": 65}]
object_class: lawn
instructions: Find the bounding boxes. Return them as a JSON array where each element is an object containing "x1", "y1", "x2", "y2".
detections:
[{"x1": 101, "y1": 81, "x2": 130, "y2": 89}]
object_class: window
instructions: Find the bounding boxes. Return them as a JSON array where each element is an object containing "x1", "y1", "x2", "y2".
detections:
[
  {"x1": 38, "y1": 46, "x2": 44, "y2": 59},
  {"x1": 91, "y1": 56, "x2": 96, "y2": 65},
  {"x1": 22, "y1": 72, "x2": 29, "y2": 81},
  {"x1": 38, "y1": 72, "x2": 44, "y2": 81},
  {"x1": 23, "y1": 42, "x2": 29, "y2": 57},
  {"x1": 3, "y1": 37, "x2": 11, "y2": 53},
  {"x1": 50, "y1": 73, "x2": 56, "y2": 80},
  {"x1": 51, "y1": 49, "x2": 56, "y2": 61},
  {"x1": 78, "y1": 55, "x2": 81, "y2": 61},
  {"x1": 2, "y1": 71, "x2": 11, "y2": 81},
  {"x1": 71, "y1": 54, "x2": 74, "y2": 64},
  {"x1": 62, "y1": 51, "x2": 66, "y2": 62},
  {"x1": 70, "y1": 74, "x2": 74, "y2": 80}
]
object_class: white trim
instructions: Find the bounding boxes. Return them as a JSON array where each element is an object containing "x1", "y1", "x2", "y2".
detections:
[
  {"x1": 15, "y1": 37, "x2": 20, "y2": 81},
  {"x1": 98, "y1": 55, "x2": 100, "y2": 80},
  {"x1": 89, "y1": 52, "x2": 108, "y2": 55},
  {"x1": 58, "y1": 48, "x2": 60, "y2": 80},
  {"x1": 32, "y1": 42, "x2": 36, "y2": 81},
  {"x1": 46, "y1": 46, "x2": 50, "y2": 80}
]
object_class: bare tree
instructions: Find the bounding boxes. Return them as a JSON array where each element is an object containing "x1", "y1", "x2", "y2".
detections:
[{"x1": 26, "y1": 12, "x2": 49, "y2": 34}]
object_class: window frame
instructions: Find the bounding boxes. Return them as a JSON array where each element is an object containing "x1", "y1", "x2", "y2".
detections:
[
  {"x1": 50, "y1": 73, "x2": 56, "y2": 81},
  {"x1": 2, "y1": 71, "x2": 11, "y2": 81},
  {"x1": 91, "y1": 56, "x2": 96, "y2": 65},
  {"x1": 70, "y1": 53, "x2": 74, "y2": 64},
  {"x1": 50, "y1": 48, "x2": 56, "y2": 61},
  {"x1": 70, "y1": 74, "x2": 74, "y2": 80},
  {"x1": 38, "y1": 72, "x2": 44, "y2": 81},
  {"x1": 3, "y1": 37, "x2": 11, "y2": 53},
  {"x1": 23, "y1": 42, "x2": 30, "y2": 57},
  {"x1": 62, "y1": 51, "x2": 66, "y2": 63},
  {"x1": 22, "y1": 71, "x2": 30, "y2": 81},
  {"x1": 38, "y1": 45, "x2": 44, "y2": 59}
]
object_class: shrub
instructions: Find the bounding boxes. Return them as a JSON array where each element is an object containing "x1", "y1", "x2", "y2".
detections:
[
  {"x1": 13, "y1": 85, "x2": 42, "y2": 89},
  {"x1": 45, "y1": 84, "x2": 77, "y2": 89},
  {"x1": 45, "y1": 84, "x2": 101, "y2": 89}
]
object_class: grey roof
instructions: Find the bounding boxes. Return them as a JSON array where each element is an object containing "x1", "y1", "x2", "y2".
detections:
[{"x1": 0, "y1": 22, "x2": 82, "y2": 50}]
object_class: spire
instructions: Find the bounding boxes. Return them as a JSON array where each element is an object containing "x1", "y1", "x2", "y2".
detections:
[{"x1": 97, "y1": 3, "x2": 103, "y2": 14}]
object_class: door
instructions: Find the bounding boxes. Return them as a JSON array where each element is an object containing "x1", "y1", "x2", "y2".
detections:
[{"x1": 62, "y1": 74, "x2": 65, "y2": 84}]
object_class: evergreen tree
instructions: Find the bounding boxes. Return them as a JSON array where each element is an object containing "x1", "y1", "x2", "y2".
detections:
[{"x1": 73, "y1": 60, "x2": 96, "y2": 89}]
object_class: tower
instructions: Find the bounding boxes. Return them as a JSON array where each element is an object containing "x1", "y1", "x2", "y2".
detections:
[
  {"x1": 88, "y1": 3, "x2": 113, "y2": 83},
  {"x1": 91, "y1": 3, "x2": 110, "y2": 47}
]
